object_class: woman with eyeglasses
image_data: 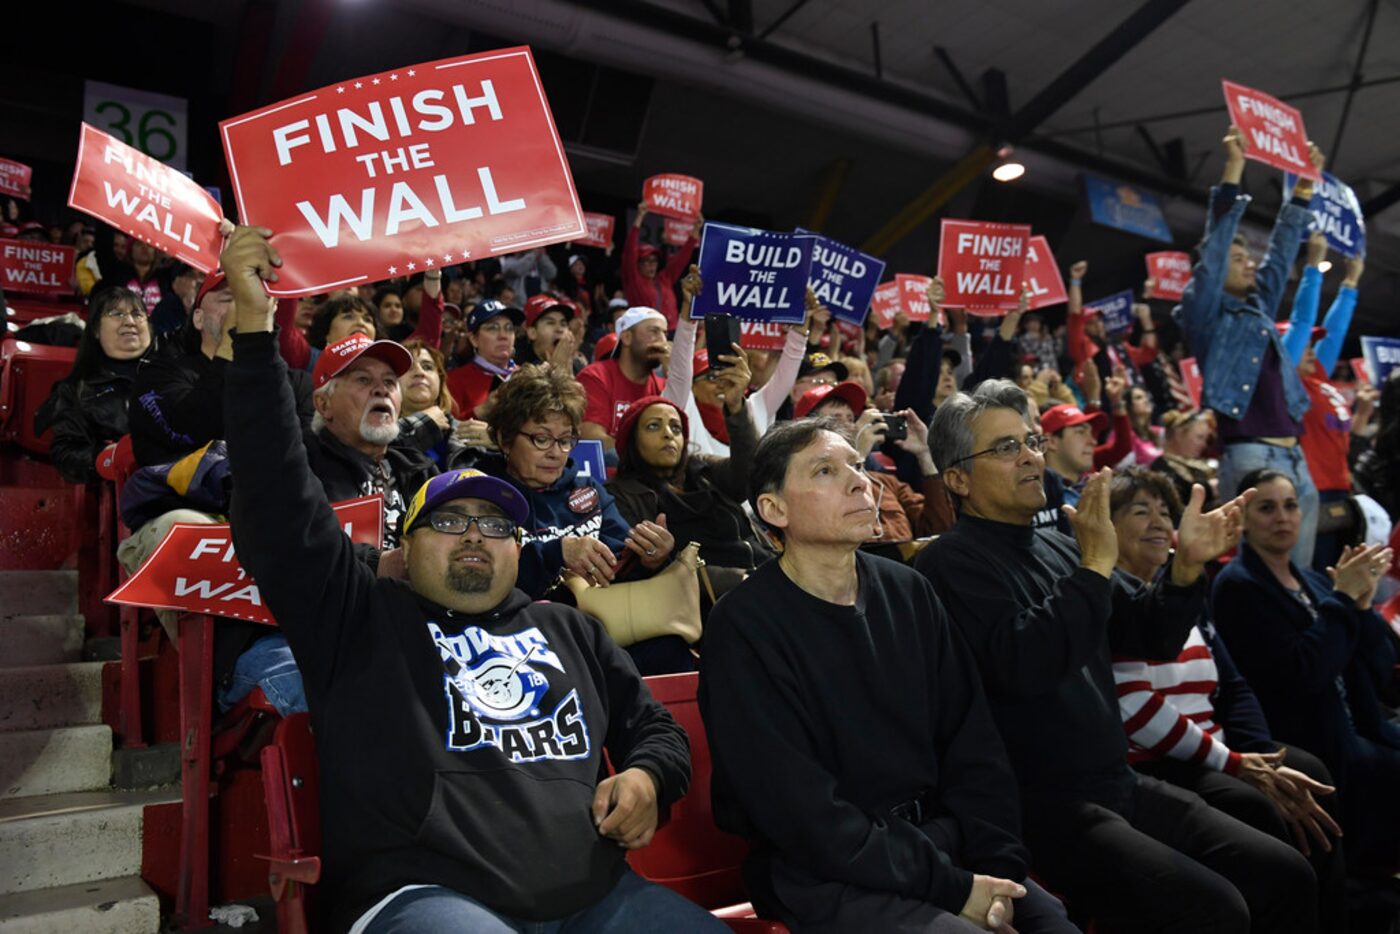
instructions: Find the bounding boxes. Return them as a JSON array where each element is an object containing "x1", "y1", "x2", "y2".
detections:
[
  {"x1": 475, "y1": 364, "x2": 675, "y2": 600},
  {"x1": 1212, "y1": 468, "x2": 1400, "y2": 873},
  {"x1": 37, "y1": 286, "x2": 154, "y2": 483}
]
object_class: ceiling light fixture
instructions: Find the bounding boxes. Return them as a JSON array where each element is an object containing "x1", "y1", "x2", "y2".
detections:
[{"x1": 992, "y1": 143, "x2": 1024, "y2": 182}]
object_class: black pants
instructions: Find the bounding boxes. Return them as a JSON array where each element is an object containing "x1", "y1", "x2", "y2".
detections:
[
  {"x1": 1025, "y1": 774, "x2": 1318, "y2": 934},
  {"x1": 1135, "y1": 745, "x2": 1346, "y2": 933},
  {"x1": 769, "y1": 864, "x2": 1078, "y2": 933}
]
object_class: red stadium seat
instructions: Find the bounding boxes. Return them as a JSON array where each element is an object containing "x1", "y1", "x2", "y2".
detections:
[
  {"x1": 632, "y1": 672, "x2": 788, "y2": 933},
  {"x1": 258, "y1": 713, "x2": 321, "y2": 934},
  {"x1": 0, "y1": 338, "x2": 77, "y2": 454}
]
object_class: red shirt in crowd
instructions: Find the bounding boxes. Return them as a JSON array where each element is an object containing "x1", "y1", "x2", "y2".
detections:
[
  {"x1": 1299, "y1": 371, "x2": 1352, "y2": 493},
  {"x1": 620, "y1": 226, "x2": 696, "y2": 329},
  {"x1": 446, "y1": 363, "x2": 505, "y2": 420},
  {"x1": 576, "y1": 358, "x2": 664, "y2": 438}
]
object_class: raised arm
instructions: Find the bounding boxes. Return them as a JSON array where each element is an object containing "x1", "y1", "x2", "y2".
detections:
[
  {"x1": 405, "y1": 272, "x2": 443, "y2": 349},
  {"x1": 1282, "y1": 236, "x2": 1327, "y2": 368},
  {"x1": 662, "y1": 266, "x2": 701, "y2": 407},
  {"x1": 1254, "y1": 144, "x2": 1324, "y2": 318},
  {"x1": 1066, "y1": 261, "x2": 1093, "y2": 366},
  {"x1": 274, "y1": 297, "x2": 311, "y2": 371},
  {"x1": 1314, "y1": 255, "x2": 1362, "y2": 376},
  {"x1": 221, "y1": 226, "x2": 375, "y2": 700}
]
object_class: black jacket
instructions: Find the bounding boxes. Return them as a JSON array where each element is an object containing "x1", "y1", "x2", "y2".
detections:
[
  {"x1": 38, "y1": 362, "x2": 140, "y2": 483},
  {"x1": 129, "y1": 348, "x2": 314, "y2": 467},
  {"x1": 303, "y1": 424, "x2": 439, "y2": 550},
  {"x1": 701, "y1": 553, "x2": 1026, "y2": 921},
  {"x1": 224, "y1": 330, "x2": 691, "y2": 932},
  {"x1": 1212, "y1": 543, "x2": 1400, "y2": 779},
  {"x1": 916, "y1": 515, "x2": 1205, "y2": 813},
  {"x1": 607, "y1": 404, "x2": 773, "y2": 572}
]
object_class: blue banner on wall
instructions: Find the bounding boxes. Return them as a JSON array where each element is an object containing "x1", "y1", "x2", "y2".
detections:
[
  {"x1": 691, "y1": 223, "x2": 814, "y2": 323},
  {"x1": 1082, "y1": 175, "x2": 1173, "y2": 244},
  {"x1": 794, "y1": 228, "x2": 886, "y2": 326},
  {"x1": 1086, "y1": 289, "x2": 1136, "y2": 336},
  {"x1": 1361, "y1": 336, "x2": 1400, "y2": 387},
  {"x1": 1284, "y1": 170, "x2": 1366, "y2": 259}
]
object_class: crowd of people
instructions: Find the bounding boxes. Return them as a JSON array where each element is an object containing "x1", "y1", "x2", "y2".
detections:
[{"x1": 5, "y1": 119, "x2": 1400, "y2": 933}]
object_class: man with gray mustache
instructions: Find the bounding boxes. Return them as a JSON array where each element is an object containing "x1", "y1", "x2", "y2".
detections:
[{"x1": 307, "y1": 333, "x2": 441, "y2": 550}]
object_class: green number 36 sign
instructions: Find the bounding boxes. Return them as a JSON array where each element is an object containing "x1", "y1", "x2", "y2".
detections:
[{"x1": 83, "y1": 80, "x2": 188, "y2": 170}]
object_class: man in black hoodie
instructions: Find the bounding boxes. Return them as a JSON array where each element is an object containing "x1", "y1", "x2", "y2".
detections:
[
  {"x1": 915, "y1": 379, "x2": 1317, "y2": 934},
  {"x1": 702, "y1": 417, "x2": 1075, "y2": 932},
  {"x1": 219, "y1": 226, "x2": 714, "y2": 934}
]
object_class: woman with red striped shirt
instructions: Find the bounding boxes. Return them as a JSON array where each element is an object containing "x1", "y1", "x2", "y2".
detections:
[{"x1": 1109, "y1": 468, "x2": 1348, "y2": 930}]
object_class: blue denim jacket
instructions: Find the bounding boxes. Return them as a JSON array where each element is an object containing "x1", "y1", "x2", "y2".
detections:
[{"x1": 1173, "y1": 188, "x2": 1312, "y2": 422}]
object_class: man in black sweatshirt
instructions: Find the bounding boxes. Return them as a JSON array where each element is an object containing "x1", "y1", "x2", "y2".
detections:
[
  {"x1": 915, "y1": 379, "x2": 1317, "y2": 933},
  {"x1": 218, "y1": 227, "x2": 719, "y2": 934},
  {"x1": 702, "y1": 417, "x2": 1076, "y2": 932}
]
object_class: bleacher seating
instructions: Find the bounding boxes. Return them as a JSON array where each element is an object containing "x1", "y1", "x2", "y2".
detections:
[{"x1": 0, "y1": 338, "x2": 76, "y2": 454}]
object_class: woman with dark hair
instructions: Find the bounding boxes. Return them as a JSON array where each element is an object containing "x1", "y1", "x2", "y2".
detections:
[
  {"x1": 607, "y1": 348, "x2": 775, "y2": 607},
  {"x1": 37, "y1": 287, "x2": 153, "y2": 482},
  {"x1": 1212, "y1": 468, "x2": 1400, "y2": 872},
  {"x1": 476, "y1": 363, "x2": 682, "y2": 673},
  {"x1": 1355, "y1": 370, "x2": 1400, "y2": 521},
  {"x1": 374, "y1": 285, "x2": 406, "y2": 336},
  {"x1": 1121, "y1": 384, "x2": 1164, "y2": 466},
  {"x1": 1108, "y1": 467, "x2": 1346, "y2": 922}
]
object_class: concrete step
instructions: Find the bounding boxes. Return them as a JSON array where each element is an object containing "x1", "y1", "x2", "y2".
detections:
[
  {"x1": 0, "y1": 663, "x2": 104, "y2": 733},
  {"x1": 0, "y1": 571, "x2": 78, "y2": 619},
  {"x1": 0, "y1": 788, "x2": 178, "y2": 896},
  {"x1": 0, "y1": 615, "x2": 85, "y2": 668},
  {"x1": 0, "y1": 876, "x2": 159, "y2": 933},
  {"x1": 0, "y1": 726, "x2": 112, "y2": 800}
]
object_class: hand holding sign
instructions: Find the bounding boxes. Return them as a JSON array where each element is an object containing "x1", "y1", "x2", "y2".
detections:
[
  {"x1": 1222, "y1": 82, "x2": 1320, "y2": 181},
  {"x1": 1145, "y1": 252, "x2": 1191, "y2": 301},
  {"x1": 219, "y1": 225, "x2": 283, "y2": 326},
  {"x1": 937, "y1": 220, "x2": 1031, "y2": 313},
  {"x1": 69, "y1": 123, "x2": 225, "y2": 271},
  {"x1": 220, "y1": 47, "x2": 585, "y2": 296},
  {"x1": 642, "y1": 174, "x2": 703, "y2": 221},
  {"x1": 1023, "y1": 236, "x2": 1067, "y2": 310},
  {"x1": 691, "y1": 222, "x2": 812, "y2": 324}
]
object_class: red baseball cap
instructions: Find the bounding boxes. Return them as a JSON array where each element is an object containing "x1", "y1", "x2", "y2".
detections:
[
  {"x1": 312, "y1": 334, "x2": 413, "y2": 390},
  {"x1": 1041, "y1": 404, "x2": 1108, "y2": 436},
  {"x1": 523, "y1": 294, "x2": 577, "y2": 329},
  {"x1": 693, "y1": 349, "x2": 711, "y2": 378},
  {"x1": 194, "y1": 270, "x2": 228, "y2": 310},
  {"x1": 1275, "y1": 321, "x2": 1326, "y2": 344},
  {"x1": 592, "y1": 332, "x2": 619, "y2": 361},
  {"x1": 795, "y1": 381, "x2": 868, "y2": 420}
]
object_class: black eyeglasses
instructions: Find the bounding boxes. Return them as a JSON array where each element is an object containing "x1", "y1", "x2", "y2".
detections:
[
  {"x1": 519, "y1": 432, "x2": 579, "y2": 452},
  {"x1": 948, "y1": 433, "x2": 1048, "y2": 468},
  {"x1": 422, "y1": 512, "x2": 517, "y2": 538}
]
